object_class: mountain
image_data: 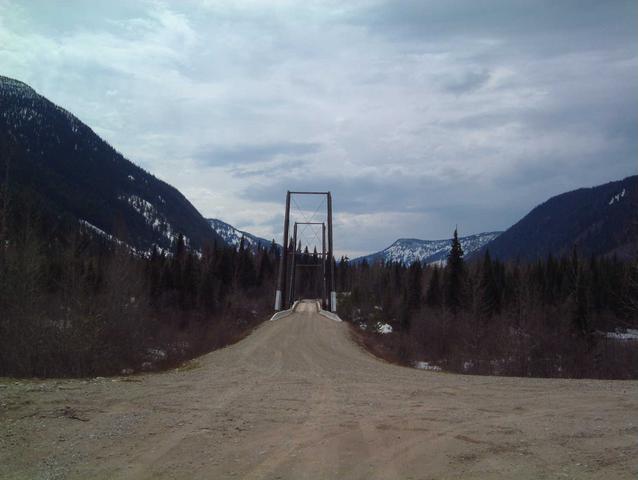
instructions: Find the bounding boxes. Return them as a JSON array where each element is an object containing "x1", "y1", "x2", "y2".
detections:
[
  {"x1": 208, "y1": 218, "x2": 280, "y2": 252},
  {"x1": 480, "y1": 176, "x2": 638, "y2": 261},
  {"x1": 0, "y1": 75, "x2": 221, "y2": 252},
  {"x1": 354, "y1": 231, "x2": 502, "y2": 266}
]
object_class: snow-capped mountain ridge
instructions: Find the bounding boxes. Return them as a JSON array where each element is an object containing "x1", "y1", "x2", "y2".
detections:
[
  {"x1": 354, "y1": 231, "x2": 502, "y2": 266},
  {"x1": 208, "y1": 218, "x2": 280, "y2": 252}
]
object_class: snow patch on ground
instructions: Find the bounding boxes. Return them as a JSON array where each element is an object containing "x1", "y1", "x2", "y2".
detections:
[
  {"x1": 414, "y1": 361, "x2": 442, "y2": 372},
  {"x1": 376, "y1": 323, "x2": 393, "y2": 334},
  {"x1": 146, "y1": 348, "x2": 167, "y2": 360},
  {"x1": 606, "y1": 328, "x2": 638, "y2": 340},
  {"x1": 358, "y1": 322, "x2": 392, "y2": 333}
]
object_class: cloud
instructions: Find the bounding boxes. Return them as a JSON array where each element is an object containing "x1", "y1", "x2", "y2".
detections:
[
  {"x1": 229, "y1": 159, "x2": 308, "y2": 178},
  {"x1": 195, "y1": 141, "x2": 321, "y2": 166},
  {"x1": 439, "y1": 68, "x2": 490, "y2": 94},
  {"x1": 351, "y1": 0, "x2": 637, "y2": 57},
  {"x1": 0, "y1": 0, "x2": 636, "y2": 257}
]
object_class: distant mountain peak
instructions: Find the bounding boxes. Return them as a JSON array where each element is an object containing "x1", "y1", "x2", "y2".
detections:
[
  {"x1": 353, "y1": 231, "x2": 502, "y2": 266},
  {"x1": 0, "y1": 75, "x2": 36, "y2": 97}
]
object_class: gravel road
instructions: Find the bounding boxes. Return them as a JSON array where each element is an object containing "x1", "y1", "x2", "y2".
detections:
[{"x1": 1, "y1": 300, "x2": 637, "y2": 479}]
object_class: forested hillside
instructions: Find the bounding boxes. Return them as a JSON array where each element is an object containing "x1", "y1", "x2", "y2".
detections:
[
  {"x1": 0, "y1": 191, "x2": 279, "y2": 377},
  {"x1": 0, "y1": 76, "x2": 287, "y2": 379},
  {"x1": 0, "y1": 75, "x2": 220, "y2": 252},
  {"x1": 0, "y1": 75, "x2": 284, "y2": 377},
  {"x1": 479, "y1": 176, "x2": 638, "y2": 261}
]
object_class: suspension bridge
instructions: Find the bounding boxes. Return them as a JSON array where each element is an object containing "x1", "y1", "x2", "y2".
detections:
[{"x1": 274, "y1": 191, "x2": 337, "y2": 312}]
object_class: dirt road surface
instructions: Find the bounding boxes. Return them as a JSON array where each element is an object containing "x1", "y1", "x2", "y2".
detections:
[{"x1": 1, "y1": 300, "x2": 637, "y2": 479}]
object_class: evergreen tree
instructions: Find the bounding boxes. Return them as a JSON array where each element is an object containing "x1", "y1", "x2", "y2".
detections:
[
  {"x1": 173, "y1": 233, "x2": 186, "y2": 261},
  {"x1": 216, "y1": 247, "x2": 233, "y2": 301},
  {"x1": 180, "y1": 252, "x2": 198, "y2": 310},
  {"x1": 171, "y1": 236, "x2": 186, "y2": 293},
  {"x1": 407, "y1": 261, "x2": 422, "y2": 311},
  {"x1": 589, "y1": 255, "x2": 604, "y2": 314},
  {"x1": 235, "y1": 238, "x2": 256, "y2": 289},
  {"x1": 147, "y1": 245, "x2": 163, "y2": 301},
  {"x1": 625, "y1": 259, "x2": 638, "y2": 322},
  {"x1": 269, "y1": 239, "x2": 278, "y2": 256},
  {"x1": 572, "y1": 264, "x2": 590, "y2": 335},
  {"x1": 426, "y1": 266, "x2": 442, "y2": 308},
  {"x1": 445, "y1": 228, "x2": 465, "y2": 313},
  {"x1": 257, "y1": 250, "x2": 273, "y2": 286},
  {"x1": 338, "y1": 256, "x2": 349, "y2": 292},
  {"x1": 399, "y1": 288, "x2": 410, "y2": 331},
  {"x1": 198, "y1": 260, "x2": 218, "y2": 313},
  {"x1": 480, "y1": 250, "x2": 502, "y2": 317}
]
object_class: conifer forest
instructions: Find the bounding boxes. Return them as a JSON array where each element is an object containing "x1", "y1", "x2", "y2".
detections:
[{"x1": 338, "y1": 230, "x2": 638, "y2": 379}]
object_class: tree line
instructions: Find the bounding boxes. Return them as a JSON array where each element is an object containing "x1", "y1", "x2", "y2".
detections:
[
  {"x1": 337, "y1": 229, "x2": 638, "y2": 379},
  {"x1": 0, "y1": 191, "x2": 279, "y2": 377},
  {"x1": 2, "y1": 184, "x2": 637, "y2": 380}
]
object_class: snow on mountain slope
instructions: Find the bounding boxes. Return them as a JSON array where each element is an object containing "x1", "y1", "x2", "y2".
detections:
[
  {"x1": 608, "y1": 188, "x2": 626, "y2": 206},
  {"x1": 0, "y1": 75, "x2": 221, "y2": 252},
  {"x1": 479, "y1": 176, "x2": 637, "y2": 261},
  {"x1": 208, "y1": 218, "x2": 280, "y2": 252},
  {"x1": 354, "y1": 232, "x2": 502, "y2": 266}
]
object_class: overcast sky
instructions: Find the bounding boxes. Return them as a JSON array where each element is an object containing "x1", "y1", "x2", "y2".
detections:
[{"x1": 1, "y1": 0, "x2": 636, "y2": 257}]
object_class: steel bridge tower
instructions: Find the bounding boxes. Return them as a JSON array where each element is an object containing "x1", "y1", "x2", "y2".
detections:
[{"x1": 274, "y1": 191, "x2": 336, "y2": 312}]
